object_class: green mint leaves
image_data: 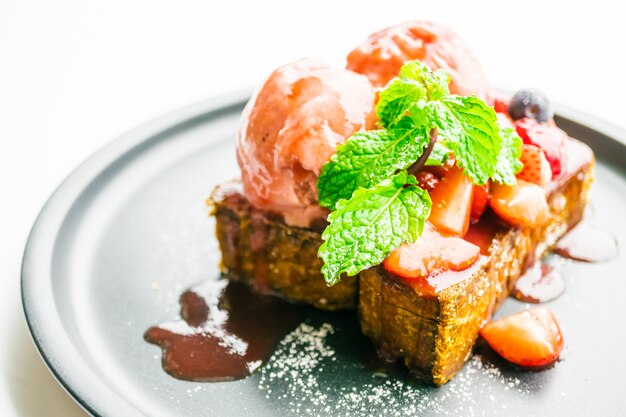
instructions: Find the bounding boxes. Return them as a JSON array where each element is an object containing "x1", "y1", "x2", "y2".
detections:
[
  {"x1": 492, "y1": 121, "x2": 523, "y2": 184},
  {"x1": 317, "y1": 60, "x2": 520, "y2": 285},
  {"x1": 427, "y1": 96, "x2": 500, "y2": 185},
  {"x1": 317, "y1": 127, "x2": 431, "y2": 209},
  {"x1": 319, "y1": 171, "x2": 431, "y2": 286}
]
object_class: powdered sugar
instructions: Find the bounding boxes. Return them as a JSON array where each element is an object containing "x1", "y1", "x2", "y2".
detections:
[{"x1": 258, "y1": 322, "x2": 532, "y2": 416}]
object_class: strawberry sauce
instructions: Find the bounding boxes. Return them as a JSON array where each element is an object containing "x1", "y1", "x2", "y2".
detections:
[
  {"x1": 554, "y1": 223, "x2": 619, "y2": 262},
  {"x1": 144, "y1": 280, "x2": 303, "y2": 381},
  {"x1": 512, "y1": 262, "x2": 565, "y2": 304}
]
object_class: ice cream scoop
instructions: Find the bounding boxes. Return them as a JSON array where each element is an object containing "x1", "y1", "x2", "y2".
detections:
[
  {"x1": 236, "y1": 58, "x2": 376, "y2": 227},
  {"x1": 347, "y1": 21, "x2": 491, "y2": 100}
]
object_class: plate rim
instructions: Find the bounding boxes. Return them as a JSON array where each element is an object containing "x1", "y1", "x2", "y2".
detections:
[
  {"x1": 21, "y1": 90, "x2": 250, "y2": 417},
  {"x1": 20, "y1": 92, "x2": 626, "y2": 417}
]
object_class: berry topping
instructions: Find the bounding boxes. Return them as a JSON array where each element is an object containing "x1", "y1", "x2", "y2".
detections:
[
  {"x1": 508, "y1": 89, "x2": 553, "y2": 122},
  {"x1": 517, "y1": 144, "x2": 553, "y2": 188},
  {"x1": 428, "y1": 166, "x2": 474, "y2": 237},
  {"x1": 492, "y1": 96, "x2": 509, "y2": 114},
  {"x1": 480, "y1": 308, "x2": 564, "y2": 368},
  {"x1": 384, "y1": 224, "x2": 480, "y2": 279},
  {"x1": 515, "y1": 118, "x2": 566, "y2": 176},
  {"x1": 470, "y1": 183, "x2": 490, "y2": 223},
  {"x1": 415, "y1": 170, "x2": 441, "y2": 194},
  {"x1": 489, "y1": 179, "x2": 550, "y2": 228}
]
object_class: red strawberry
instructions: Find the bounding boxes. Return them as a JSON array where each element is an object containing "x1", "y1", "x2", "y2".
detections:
[
  {"x1": 429, "y1": 166, "x2": 474, "y2": 237},
  {"x1": 415, "y1": 170, "x2": 441, "y2": 194},
  {"x1": 470, "y1": 183, "x2": 490, "y2": 223},
  {"x1": 490, "y1": 179, "x2": 550, "y2": 228},
  {"x1": 492, "y1": 96, "x2": 510, "y2": 114},
  {"x1": 384, "y1": 223, "x2": 480, "y2": 279},
  {"x1": 515, "y1": 118, "x2": 566, "y2": 176},
  {"x1": 480, "y1": 308, "x2": 564, "y2": 368},
  {"x1": 517, "y1": 144, "x2": 552, "y2": 188}
]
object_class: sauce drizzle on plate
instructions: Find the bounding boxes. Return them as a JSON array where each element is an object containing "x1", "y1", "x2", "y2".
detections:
[
  {"x1": 512, "y1": 262, "x2": 565, "y2": 304},
  {"x1": 145, "y1": 280, "x2": 303, "y2": 381},
  {"x1": 554, "y1": 223, "x2": 619, "y2": 262}
]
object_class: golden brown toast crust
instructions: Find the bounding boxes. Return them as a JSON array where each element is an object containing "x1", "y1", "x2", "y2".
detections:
[{"x1": 211, "y1": 184, "x2": 357, "y2": 310}]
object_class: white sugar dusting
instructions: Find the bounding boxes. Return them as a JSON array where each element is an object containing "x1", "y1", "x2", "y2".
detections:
[{"x1": 258, "y1": 323, "x2": 531, "y2": 417}]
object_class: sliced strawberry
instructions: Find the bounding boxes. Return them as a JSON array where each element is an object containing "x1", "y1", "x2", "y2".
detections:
[
  {"x1": 515, "y1": 118, "x2": 566, "y2": 176},
  {"x1": 517, "y1": 144, "x2": 552, "y2": 188},
  {"x1": 429, "y1": 165, "x2": 474, "y2": 237},
  {"x1": 470, "y1": 183, "x2": 490, "y2": 223},
  {"x1": 415, "y1": 170, "x2": 441, "y2": 194},
  {"x1": 480, "y1": 308, "x2": 564, "y2": 368},
  {"x1": 384, "y1": 223, "x2": 480, "y2": 279},
  {"x1": 490, "y1": 179, "x2": 550, "y2": 228},
  {"x1": 492, "y1": 96, "x2": 509, "y2": 114}
]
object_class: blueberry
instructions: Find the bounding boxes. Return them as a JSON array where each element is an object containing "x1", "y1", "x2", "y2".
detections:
[{"x1": 508, "y1": 89, "x2": 553, "y2": 122}]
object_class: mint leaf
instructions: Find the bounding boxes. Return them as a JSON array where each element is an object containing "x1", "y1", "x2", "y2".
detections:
[
  {"x1": 376, "y1": 80, "x2": 426, "y2": 129},
  {"x1": 492, "y1": 123, "x2": 523, "y2": 185},
  {"x1": 317, "y1": 127, "x2": 431, "y2": 209},
  {"x1": 376, "y1": 61, "x2": 450, "y2": 129},
  {"x1": 319, "y1": 171, "x2": 431, "y2": 286},
  {"x1": 425, "y1": 142, "x2": 451, "y2": 166},
  {"x1": 398, "y1": 61, "x2": 450, "y2": 101},
  {"x1": 425, "y1": 96, "x2": 500, "y2": 185}
]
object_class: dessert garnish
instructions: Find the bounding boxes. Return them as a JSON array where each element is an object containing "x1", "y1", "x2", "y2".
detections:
[
  {"x1": 317, "y1": 61, "x2": 523, "y2": 285},
  {"x1": 480, "y1": 308, "x2": 564, "y2": 368}
]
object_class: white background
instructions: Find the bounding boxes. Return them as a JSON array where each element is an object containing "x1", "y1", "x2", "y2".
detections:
[{"x1": 1, "y1": 0, "x2": 624, "y2": 415}]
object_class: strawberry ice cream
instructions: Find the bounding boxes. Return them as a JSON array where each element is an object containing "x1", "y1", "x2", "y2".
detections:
[
  {"x1": 346, "y1": 21, "x2": 491, "y2": 100},
  {"x1": 236, "y1": 59, "x2": 377, "y2": 227}
]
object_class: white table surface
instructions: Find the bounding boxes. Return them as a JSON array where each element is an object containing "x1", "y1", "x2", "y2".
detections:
[{"x1": 1, "y1": 0, "x2": 624, "y2": 415}]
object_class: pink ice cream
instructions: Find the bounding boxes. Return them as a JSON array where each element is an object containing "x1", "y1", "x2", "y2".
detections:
[
  {"x1": 346, "y1": 21, "x2": 491, "y2": 100},
  {"x1": 236, "y1": 59, "x2": 377, "y2": 227}
]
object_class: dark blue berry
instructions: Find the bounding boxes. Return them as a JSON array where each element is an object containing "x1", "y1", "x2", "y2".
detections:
[{"x1": 508, "y1": 89, "x2": 553, "y2": 123}]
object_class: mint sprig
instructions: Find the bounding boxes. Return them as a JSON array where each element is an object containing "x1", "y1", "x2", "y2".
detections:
[
  {"x1": 317, "y1": 60, "x2": 520, "y2": 285},
  {"x1": 492, "y1": 121, "x2": 523, "y2": 184},
  {"x1": 427, "y1": 96, "x2": 501, "y2": 185},
  {"x1": 319, "y1": 171, "x2": 431, "y2": 286},
  {"x1": 317, "y1": 127, "x2": 431, "y2": 209}
]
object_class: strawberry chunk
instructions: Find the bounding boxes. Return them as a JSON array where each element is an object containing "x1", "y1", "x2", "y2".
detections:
[
  {"x1": 429, "y1": 166, "x2": 474, "y2": 236},
  {"x1": 480, "y1": 308, "x2": 564, "y2": 368},
  {"x1": 470, "y1": 183, "x2": 490, "y2": 223},
  {"x1": 384, "y1": 224, "x2": 480, "y2": 279},
  {"x1": 492, "y1": 96, "x2": 509, "y2": 114},
  {"x1": 490, "y1": 179, "x2": 550, "y2": 228},
  {"x1": 415, "y1": 170, "x2": 441, "y2": 194},
  {"x1": 514, "y1": 118, "x2": 566, "y2": 176},
  {"x1": 517, "y1": 144, "x2": 552, "y2": 188}
]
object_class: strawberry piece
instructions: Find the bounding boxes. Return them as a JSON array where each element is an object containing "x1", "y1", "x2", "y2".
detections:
[
  {"x1": 490, "y1": 179, "x2": 550, "y2": 228},
  {"x1": 415, "y1": 170, "x2": 441, "y2": 194},
  {"x1": 492, "y1": 96, "x2": 509, "y2": 114},
  {"x1": 480, "y1": 308, "x2": 564, "y2": 368},
  {"x1": 470, "y1": 183, "x2": 490, "y2": 223},
  {"x1": 514, "y1": 118, "x2": 566, "y2": 176},
  {"x1": 384, "y1": 224, "x2": 480, "y2": 279},
  {"x1": 517, "y1": 144, "x2": 552, "y2": 188},
  {"x1": 429, "y1": 165, "x2": 474, "y2": 237}
]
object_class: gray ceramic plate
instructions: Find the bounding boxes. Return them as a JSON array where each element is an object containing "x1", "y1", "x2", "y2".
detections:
[{"x1": 22, "y1": 91, "x2": 626, "y2": 417}]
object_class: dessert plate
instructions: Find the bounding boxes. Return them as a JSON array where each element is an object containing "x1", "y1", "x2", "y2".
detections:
[{"x1": 22, "y1": 91, "x2": 626, "y2": 417}]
